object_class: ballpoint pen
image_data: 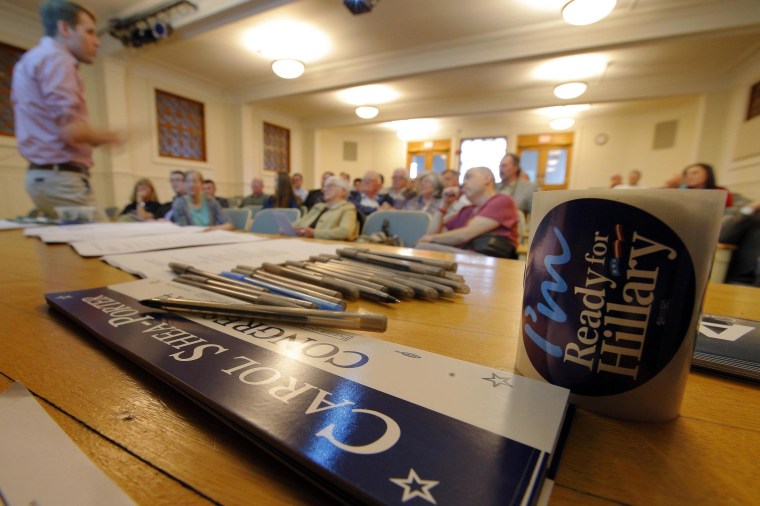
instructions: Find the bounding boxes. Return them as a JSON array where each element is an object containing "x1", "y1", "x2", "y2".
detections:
[
  {"x1": 282, "y1": 263, "x2": 400, "y2": 304},
  {"x1": 139, "y1": 296, "x2": 388, "y2": 332},
  {"x1": 221, "y1": 271, "x2": 347, "y2": 311},
  {"x1": 235, "y1": 265, "x2": 344, "y2": 299},
  {"x1": 173, "y1": 275, "x2": 311, "y2": 308},
  {"x1": 261, "y1": 263, "x2": 361, "y2": 300}
]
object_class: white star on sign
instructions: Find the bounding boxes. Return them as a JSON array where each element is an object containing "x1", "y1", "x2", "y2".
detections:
[
  {"x1": 389, "y1": 468, "x2": 439, "y2": 504},
  {"x1": 482, "y1": 372, "x2": 513, "y2": 387}
]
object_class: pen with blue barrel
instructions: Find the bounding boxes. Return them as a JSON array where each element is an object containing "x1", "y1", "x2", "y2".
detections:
[
  {"x1": 168, "y1": 262, "x2": 315, "y2": 308},
  {"x1": 221, "y1": 271, "x2": 346, "y2": 311},
  {"x1": 173, "y1": 274, "x2": 310, "y2": 308},
  {"x1": 235, "y1": 265, "x2": 344, "y2": 299}
]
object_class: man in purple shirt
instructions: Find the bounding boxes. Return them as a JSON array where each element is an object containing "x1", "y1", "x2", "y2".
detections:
[
  {"x1": 417, "y1": 166, "x2": 519, "y2": 258},
  {"x1": 12, "y1": 0, "x2": 120, "y2": 218}
]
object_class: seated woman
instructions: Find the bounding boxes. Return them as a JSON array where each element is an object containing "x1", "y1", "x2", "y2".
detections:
[
  {"x1": 292, "y1": 176, "x2": 359, "y2": 241},
  {"x1": 719, "y1": 200, "x2": 760, "y2": 285},
  {"x1": 119, "y1": 178, "x2": 163, "y2": 221},
  {"x1": 263, "y1": 172, "x2": 301, "y2": 210},
  {"x1": 682, "y1": 163, "x2": 733, "y2": 208},
  {"x1": 403, "y1": 172, "x2": 444, "y2": 233},
  {"x1": 170, "y1": 170, "x2": 232, "y2": 230}
]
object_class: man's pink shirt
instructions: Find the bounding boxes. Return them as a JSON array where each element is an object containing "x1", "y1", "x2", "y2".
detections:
[{"x1": 12, "y1": 37, "x2": 92, "y2": 167}]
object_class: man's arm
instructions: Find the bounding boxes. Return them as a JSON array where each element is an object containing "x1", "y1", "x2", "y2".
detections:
[
  {"x1": 61, "y1": 121, "x2": 121, "y2": 147},
  {"x1": 418, "y1": 215, "x2": 498, "y2": 245}
]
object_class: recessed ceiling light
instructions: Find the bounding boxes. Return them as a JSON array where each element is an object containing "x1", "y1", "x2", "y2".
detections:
[
  {"x1": 562, "y1": 0, "x2": 616, "y2": 26},
  {"x1": 554, "y1": 82, "x2": 587, "y2": 99},
  {"x1": 550, "y1": 118, "x2": 575, "y2": 130},
  {"x1": 355, "y1": 106, "x2": 379, "y2": 119},
  {"x1": 272, "y1": 59, "x2": 304, "y2": 79}
]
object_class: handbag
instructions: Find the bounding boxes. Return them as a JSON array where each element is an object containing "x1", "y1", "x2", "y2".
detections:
[{"x1": 466, "y1": 233, "x2": 517, "y2": 259}]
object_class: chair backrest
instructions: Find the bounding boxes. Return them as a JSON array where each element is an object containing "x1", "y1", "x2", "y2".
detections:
[
  {"x1": 361, "y1": 210, "x2": 432, "y2": 247},
  {"x1": 241, "y1": 204, "x2": 263, "y2": 218},
  {"x1": 222, "y1": 208, "x2": 252, "y2": 231},
  {"x1": 250, "y1": 208, "x2": 300, "y2": 234}
]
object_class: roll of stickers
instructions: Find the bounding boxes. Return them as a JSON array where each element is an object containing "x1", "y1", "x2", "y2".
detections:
[{"x1": 515, "y1": 189, "x2": 725, "y2": 421}]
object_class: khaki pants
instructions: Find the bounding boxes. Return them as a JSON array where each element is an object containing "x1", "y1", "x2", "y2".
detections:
[{"x1": 25, "y1": 169, "x2": 96, "y2": 218}]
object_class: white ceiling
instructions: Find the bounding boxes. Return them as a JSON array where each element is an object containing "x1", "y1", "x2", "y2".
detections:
[{"x1": 10, "y1": 0, "x2": 760, "y2": 136}]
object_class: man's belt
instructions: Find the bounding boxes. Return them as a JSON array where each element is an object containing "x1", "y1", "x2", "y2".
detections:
[{"x1": 29, "y1": 163, "x2": 89, "y2": 175}]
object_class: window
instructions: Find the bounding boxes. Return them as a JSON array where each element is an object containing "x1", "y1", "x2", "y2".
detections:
[
  {"x1": 0, "y1": 42, "x2": 25, "y2": 137},
  {"x1": 155, "y1": 89, "x2": 206, "y2": 161},
  {"x1": 458, "y1": 137, "x2": 508, "y2": 184},
  {"x1": 516, "y1": 133, "x2": 574, "y2": 190},
  {"x1": 406, "y1": 140, "x2": 450, "y2": 178},
  {"x1": 263, "y1": 122, "x2": 290, "y2": 172}
]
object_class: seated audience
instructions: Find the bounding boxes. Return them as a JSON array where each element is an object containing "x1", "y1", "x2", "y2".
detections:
[
  {"x1": 240, "y1": 177, "x2": 269, "y2": 207},
  {"x1": 158, "y1": 169, "x2": 186, "y2": 219},
  {"x1": 403, "y1": 172, "x2": 444, "y2": 233},
  {"x1": 349, "y1": 170, "x2": 394, "y2": 215},
  {"x1": 609, "y1": 174, "x2": 623, "y2": 188},
  {"x1": 417, "y1": 166, "x2": 519, "y2": 258},
  {"x1": 171, "y1": 170, "x2": 232, "y2": 230},
  {"x1": 440, "y1": 168, "x2": 468, "y2": 222},
  {"x1": 719, "y1": 200, "x2": 760, "y2": 286},
  {"x1": 119, "y1": 178, "x2": 163, "y2": 221},
  {"x1": 497, "y1": 153, "x2": 537, "y2": 216},
  {"x1": 291, "y1": 172, "x2": 308, "y2": 203},
  {"x1": 682, "y1": 163, "x2": 733, "y2": 207},
  {"x1": 263, "y1": 172, "x2": 301, "y2": 210},
  {"x1": 203, "y1": 179, "x2": 229, "y2": 207},
  {"x1": 304, "y1": 171, "x2": 335, "y2": 210},
  {"x1": 613, "y1": 169, "x2": 645, "y2": 189},
  {"x1": 353, "y1": 178, "x2": 362, "y2": 192},
  {"x1": 292, "y1": 176, "x2": 359, "y2": 241},
  {"x1": 384, "y1": 168, "x2": 416, "y2": 208}
]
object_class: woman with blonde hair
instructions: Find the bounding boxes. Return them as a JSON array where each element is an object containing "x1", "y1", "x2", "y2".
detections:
[
  {"x1": 119, "y1": 178, "x2": 162, "y2": 221},
  {"x1": 170, "y1": 170, "x2": 232, "y2": 230}
]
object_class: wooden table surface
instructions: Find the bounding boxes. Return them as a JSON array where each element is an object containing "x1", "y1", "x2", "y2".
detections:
[{"x1": 2, "y1": 228, "x2": 759, "y2": 505}]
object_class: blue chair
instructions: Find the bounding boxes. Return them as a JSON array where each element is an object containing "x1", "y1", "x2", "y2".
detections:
[
  {"x1": 250, "y1": 208, "x2": 301, "y2": 234},
  {"x1": 361, "y1": 210, "x2": 432, "y2": 247},
  {"x1": 222, "y1": 208, "x2": 252, "y2": 231}
]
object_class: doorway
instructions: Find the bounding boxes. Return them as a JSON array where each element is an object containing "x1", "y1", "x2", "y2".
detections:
[
  {"x1": 406, "y1": 140, "x2": 451, "y2": 178},
  {"x1": 516, "y1": 133, "x2": 574, "y2": 190}
]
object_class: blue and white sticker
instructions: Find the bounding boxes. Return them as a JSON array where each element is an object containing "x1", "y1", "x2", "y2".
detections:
[{"x1": 523, "y1": 198, "x2": 696, "y2": 396}]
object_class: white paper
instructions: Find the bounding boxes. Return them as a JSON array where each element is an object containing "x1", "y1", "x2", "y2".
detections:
[
  {"x1": 26, "y1": 221, "x2": 201, "y2": 243},
  {"x1": 0, "y1": 382, "x2": 136, "y2": 506},
  {"x1": 273, "y1": 212, "x2": 296, "y2": 236},
  {"x1": 102, "y1": 238, "x2": 340, "y2": 279},
  {"x1": 71, "y1": 229, "x2": 263, "y2": 257}
]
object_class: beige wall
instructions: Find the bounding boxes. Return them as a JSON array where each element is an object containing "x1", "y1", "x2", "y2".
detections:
[{"x1": 1, "y1": 6, "x2": 758, "y2": 219}]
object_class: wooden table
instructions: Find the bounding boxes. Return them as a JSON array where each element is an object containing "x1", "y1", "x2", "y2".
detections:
[{"x1": 2, "y1": 229, "x2": 759, "y2": 505}]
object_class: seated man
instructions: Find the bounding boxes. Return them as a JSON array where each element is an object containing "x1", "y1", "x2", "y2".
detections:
[
  {"x1": 292, "y1": 176, "x2": 359, "y2": 241},
  {"x1": 203, "y1": 178, "x2": 229, "y2": 208},
  {"x1": 349, "y1": 170, "x2": 394, "y2": 216},
  {"x1": 240, "y1": 177, "x2": 269, "y2": 207},
  {"x1": 416, "y1": 166, "x2": 519, "y2": 258},
  {"x1": 720, "y1": 200, "x2": 760, "y2": 285},
  {"x1": 303, "y1": 171, "x2": 335, "y2": 210}
]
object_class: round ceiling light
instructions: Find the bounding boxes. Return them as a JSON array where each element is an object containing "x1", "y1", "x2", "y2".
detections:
[
  {"x1": 272, "y1": 59, "x2": 304, "y2": 79},
  {"x1": 562, "y1": 0, "x2": 616, "y2": 26},
  {"x1": 550, "y1": 118, "x2": 575, "y2": 130},
  {"x1": 554, "y1": 82, "x2": 588, "y2": 99},
  {"x1": 355, "y1": 106, "x2": 379, "y2": 119}
]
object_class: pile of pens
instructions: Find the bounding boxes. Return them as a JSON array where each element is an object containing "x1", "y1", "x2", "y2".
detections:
[{"x1": 140, "y1": 248, "x2": 468, "y2": 333}]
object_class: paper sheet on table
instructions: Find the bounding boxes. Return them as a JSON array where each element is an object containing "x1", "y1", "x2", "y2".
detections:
[
  {"x1": 0, "y1": 219, "x2": 45, "y2": 230},
  {"x1": 102, "y1": 238, "x2": 342, "y2": 279},
  {"x1": 71, "y1": 229, "x2": 263, "y2": 257},
  {"x1": 273, "y1": 212, "x2": 296, "y2": 236},
  {"x1": 26, "y1": 221, "x2": 203, "y2": 243},
  {"x1": 0, "y1": 382, "x2": 136, "y2": 506}
]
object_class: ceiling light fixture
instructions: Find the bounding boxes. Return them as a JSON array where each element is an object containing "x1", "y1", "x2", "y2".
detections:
[
  {"x1": 550, "y1": 118, "x2": 575, "y2": 130},
  {"x1": 272, "y1": 59, "x2": 304, "y2": 79},
  {"x1": 355, "y1": 106, "x2": 379, "y2": 119},
  {"x1": 554, "y1": 82, "x2": 587, "y2": 99},
  {"x1": 562, "y1": 0, "x2": 616, "y2": 26}
]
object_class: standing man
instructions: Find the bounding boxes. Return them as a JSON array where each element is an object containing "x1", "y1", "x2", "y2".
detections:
[
  {"x1": 12, "y1": 0, "x2": 120, "y2": 218},
  {"x1": 497, "y1": 153, "x2": 536, "y2": 217}
]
